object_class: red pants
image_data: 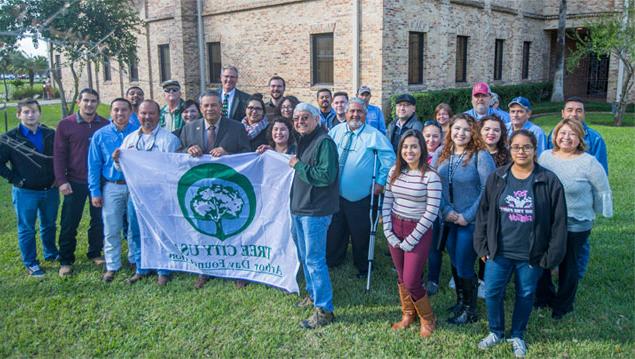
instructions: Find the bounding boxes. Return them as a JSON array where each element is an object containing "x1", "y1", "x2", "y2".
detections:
[{"x1": 388, "y1": 213, "x2": 433, "y2": 301}]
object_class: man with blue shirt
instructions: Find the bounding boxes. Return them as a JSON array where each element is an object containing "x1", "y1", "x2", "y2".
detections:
[
  {"x1": 114, "y1": 100, "x2": 181, "y2": 286},
  {"x1": 464, "y1": 82, "x2": 510, "y2": 123},
  {"x1": 506, "y1": 97, "x2": 547, "y2": 156},
  {"x1": 357, "y1": 85, "x2": 387, "y2": 134},
  {"x1": 0, "y1": 99, "x2": 59, "y2": 278},
  {"x1": 88, "y1": 98, "x2": 139, "y2": 282},
  {"x1": 125, "y1": 86, "x2": 144, "y2": 128},
  {"x1": 317, "y1": 88, "x2": 336, "y2": 129},
  {"x1": 327, "y1": 97, "x2": 395, "y2": 278},
  {"x1": 548, "y1": 97, "x2": 608, "y2": 174}
]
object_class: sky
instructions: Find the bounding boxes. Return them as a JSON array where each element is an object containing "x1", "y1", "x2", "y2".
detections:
[{"x1": 17, "y1": 37, "x2": 48, "y2": 57}]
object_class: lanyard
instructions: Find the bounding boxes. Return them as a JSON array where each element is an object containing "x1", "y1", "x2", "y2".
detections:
[
  {"x1": 448, "y1": 152, "x2": 465, "y2": 204},
  {"x1": 134, "y1": 131, "x2": 158, "y2": 151}
]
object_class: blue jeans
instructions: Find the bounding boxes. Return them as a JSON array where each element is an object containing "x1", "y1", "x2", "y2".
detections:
[
  {"x1": 577, "y1": 238, "x2": 590, "y2": 279},
  {"x1": 292, "y1": 214, "x2": 334, "y2": 313},
  {"x1": 12, "y1": 187, "x2": 59, "y2": 268},
  {"x1": 484, "y1": 256, "x2": 542, "y2": 339},
  {"x1": 128, "y1": 203, "x2": 170, "y2": 277},
  {"x1": 445, "y1": 223, "x2": 476, "y2": 279},
  {"x1": 102, "y1": 183, "x2": 139, "y2": 272}
]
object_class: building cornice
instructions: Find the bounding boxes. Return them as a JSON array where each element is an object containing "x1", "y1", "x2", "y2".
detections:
[
  {"x1": 449, "y1": 0, "x2": 485, "y2": 10},
  {"x1": 202, "y1": 0, "x2": 316, "y2": 17}
]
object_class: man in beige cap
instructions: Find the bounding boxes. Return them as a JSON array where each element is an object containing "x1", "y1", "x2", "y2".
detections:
[{"x1": 159, "y1": 80, "x2": 186, "y2": 132}]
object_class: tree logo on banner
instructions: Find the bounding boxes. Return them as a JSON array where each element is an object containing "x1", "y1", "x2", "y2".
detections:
[{"x1": 177, "y1": 163, "x2": 256, "y2": 240}]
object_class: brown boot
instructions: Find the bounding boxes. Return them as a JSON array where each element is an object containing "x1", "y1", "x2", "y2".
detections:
[
  {"x1": 413, "y1": 294, "x2": 436, "y2": 338},
  {"x1": 391, "y1": 283, "x2": 416, "y2": 330}
]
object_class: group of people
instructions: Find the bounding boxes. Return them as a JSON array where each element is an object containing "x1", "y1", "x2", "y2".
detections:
[{"x1": 0, "y1": 65, "x2": 613, "y2": 356}]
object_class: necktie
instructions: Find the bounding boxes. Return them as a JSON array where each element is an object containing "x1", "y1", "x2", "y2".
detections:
[
  {"x1": 207, "y1": 125, "x2": 216, "y2": 152},
  {"x1": 338, "y1": 131, "x2": 354, "y2": 181},
  {"x1": 222, "y1": 93, "x2": 229, "y2": 118}
]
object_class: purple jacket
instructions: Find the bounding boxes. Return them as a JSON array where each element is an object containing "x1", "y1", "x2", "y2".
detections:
[{"x1": 54, "y1": 113, "x2": 108, "y2": 186}]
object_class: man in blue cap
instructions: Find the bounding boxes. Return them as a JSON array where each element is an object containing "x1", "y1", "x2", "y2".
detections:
[{"x1": 506, "y1": 96, "x2": 546, "y2": 156}]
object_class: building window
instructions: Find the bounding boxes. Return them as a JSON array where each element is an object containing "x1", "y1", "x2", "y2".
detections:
[
  {"x1": 128, "y1": 58, "x2": 139, "y2": 82},
  {"x1": 158, "y1": 44, "x2": 171, "y2": 82},
  {"x1": 54, "y1": 54, "x2": 62, "y2": 80},
  {"x1": 494, "y1": 39, "x2": 504, "y2": 81},
  {"x1": 103, "y1": 56, "x2": 111, "y2": 82},
  {"x1": 456, "y1": 36, "x2": 468, "y2": 83},
  {"x1": 408, "y1": 32, "x2": 424, "y2": 84},
  {"x1": 207, "y1": 42, "x2": 222, "y2": 84},
  {"x1": 311, "y1": 33, "x2": 334, "y2": 85},
  {"x1": 522, "y1": 41, "x2": 531, "y2": 80}
]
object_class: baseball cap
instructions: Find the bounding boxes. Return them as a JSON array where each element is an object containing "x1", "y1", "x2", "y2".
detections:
[
  {"x1": 357, "y1": 85, "x2": 371, "y2": 95},
  {"x1": 508, "y1": 96, "x2": 532, "y2": 111},
  {"x1": 161, "y1": 79, "x2": 181, "y2": 89},
  {"x1": 395, "y1": 94, "x2": 416, "y2": 105},
  {"x1": 472, "y1": 82, "x2": 490, "y2": 96}
]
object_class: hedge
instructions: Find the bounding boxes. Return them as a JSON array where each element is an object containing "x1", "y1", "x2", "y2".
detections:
[
  {"x1": 388, "y1": 81, "x2": 553, "y2": 120},
  {"x1": 11, "y1": 86, "x2": 59, "y2": 100}
]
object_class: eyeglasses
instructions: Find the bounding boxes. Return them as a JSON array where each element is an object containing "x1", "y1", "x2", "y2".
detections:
[
  {"x1": 510, "y1": 145, "x2": 534, "y2": 153},
  {"x1": 247, "y1": 106, "x2": 263, "y2": 112},
  {"x1": 281, "y1": 105, "x2": 294, "y2": 110},
  {"x1": 164, "y1": 87, "x2": 180, "y2": 93}
]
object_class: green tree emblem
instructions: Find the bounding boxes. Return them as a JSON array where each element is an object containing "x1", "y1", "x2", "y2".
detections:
[
  {"x1": 178, "y1": 163, "x2": 256, "y2": 240},
  {"x1": 190, "y1": 184, "x2": 244, "y2": 239}
]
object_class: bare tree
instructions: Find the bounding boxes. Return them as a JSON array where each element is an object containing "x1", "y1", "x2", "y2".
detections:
[{"x1": 551, "y1": 0, "x2": 567, "y2": 102}]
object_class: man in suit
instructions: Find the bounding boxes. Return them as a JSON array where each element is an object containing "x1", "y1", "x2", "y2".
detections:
[
  {"x1": 179, "y1": 91, "x2": 250, "y2": 289},
  {"x1": 219, "y1": 65, "x2": 251, "y2": 121},
  {"x1": 180, "y1": 91, "x2": 251, "y2": 157}
]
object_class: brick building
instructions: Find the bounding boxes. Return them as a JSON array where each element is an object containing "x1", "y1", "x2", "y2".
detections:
[{"x1": 56, "y1": 0, "x2": 632, "y2": 113}]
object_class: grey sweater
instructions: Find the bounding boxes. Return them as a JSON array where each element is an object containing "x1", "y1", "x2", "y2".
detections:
[
  {"x1": 432, "y1": 148, "x2": 496, "y2": 224},
  {"x1": 538, "y1": 150, "x2": 613, "y2": 231}
]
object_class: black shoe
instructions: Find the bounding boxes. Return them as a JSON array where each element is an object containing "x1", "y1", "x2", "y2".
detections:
[
  {"x1": 355, "y1": 271, "x2": 368, "y2": 279},
  {"x1": 447, "y1": 267, "x2": 464, "y2": 314},
  {"x1": 447, "y1": 306, "x2": 479, "y2": 325}
]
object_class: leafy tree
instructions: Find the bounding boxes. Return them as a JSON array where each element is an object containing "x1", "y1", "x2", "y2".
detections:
[
  {"x1": 191, "y1": 184, "x2": 245, "y2": 240},
  {"x1": 7, "y1": 51, "x2": 48, "y2": 88},
  {"x1": 568, "y1": 7, "x2": 634, "y2": 126},
  {"x1": 0, "y1": 0, "x2": 144, "y2": 115}
]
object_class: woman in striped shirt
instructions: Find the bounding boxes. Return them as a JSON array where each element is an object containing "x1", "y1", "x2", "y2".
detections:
[{"x1": 382, "y1": 129, "x2": 442, "y2": 338}]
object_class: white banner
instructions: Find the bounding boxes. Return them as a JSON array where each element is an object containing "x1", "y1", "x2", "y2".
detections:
[{"x1": 119, "y1": 150, "x2": 299, "y2": 293}]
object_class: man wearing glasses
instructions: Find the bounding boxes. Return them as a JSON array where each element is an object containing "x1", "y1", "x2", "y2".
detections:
[
  {"x1": 114, "y1": 100, "x2": 181, "y2": 286},
  {"x1": 218, "y1": 65, "x2": 251, "y2": 121},
  {"x1": 159, "y1": 80, "x2": 186, "y2": 132}
]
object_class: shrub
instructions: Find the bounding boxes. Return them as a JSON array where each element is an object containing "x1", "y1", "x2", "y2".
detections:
[
  {"x1": 11, "y1": 86, "x2": 58, "y2": 100},
  {"x1": 388, "y1": 82, "x2": 552, "y2": 121}
]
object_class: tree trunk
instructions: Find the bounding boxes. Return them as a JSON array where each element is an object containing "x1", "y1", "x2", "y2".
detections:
[
  {"x1": 68, "y1": 61, "x2": 81, "y2": 115},
  {"x1": 551, "y1": 0, "x2": 567, "y2": 102},
  {"x1": 50, "y1": 52, "x2": 68, "y2": 117},
  {"x1": 614, "y1": 65, "x2": 633, "y2": 127}
]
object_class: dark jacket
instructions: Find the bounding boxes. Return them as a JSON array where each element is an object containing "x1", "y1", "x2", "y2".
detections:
[
  {"x1": 290, "y1": 126, "x2": 339, "y2": 216},
  {"x1": 387, "y1": 113, "x2": 423, "y2": 153},
  {"x1": 178, "y1": 117, "x2": 251, "y2": 155},
  {"x1": 219, "y1": 88, "x2": 252, "y2": 121},
  {"x1": 0, "y1": 125, "x2": 56, "y2": 190},
  {"x1": 473, "y1": 163, "x2": 568, "y2": 269}
]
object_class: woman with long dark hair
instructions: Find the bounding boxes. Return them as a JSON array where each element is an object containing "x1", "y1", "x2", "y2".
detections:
[
  {"x1": 277, "y1": 95, "x2": 300, "y2": 121},
  {"x1": 474, "y1": 130, "x2": 567, "y2": 358},
  {"x1": 480, "y1": 115, "x2": 511, "y2": 167},
  {"x1": 256, "y1": 115, "x2": 297, "y2": 155},
  {"x1": 382, "y1": 129, "x2": 441, "y2": 338},
  {"x1": 431, "y1": 113, "x2": 496, "y2": 325}
]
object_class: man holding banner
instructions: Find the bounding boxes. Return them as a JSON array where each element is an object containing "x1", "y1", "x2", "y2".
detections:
[
  {"x1": 114, "y1": 100, "x2": 181, "y2": 285},
  {"x1": 289, "y1": 103, "x2": 339, "y2": 329},
  {"x1": 87, "y1": 98, "x2": 139, "y2": 282}
]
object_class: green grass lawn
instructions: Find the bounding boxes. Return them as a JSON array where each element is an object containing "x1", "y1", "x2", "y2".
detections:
[{"x1": 0, "y1": 109, "x2": 633, "y2": 357}]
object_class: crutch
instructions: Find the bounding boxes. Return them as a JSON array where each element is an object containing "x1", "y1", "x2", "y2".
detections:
[{"x1": 366, "y1": 150, "x2": 382, "y2": 291}]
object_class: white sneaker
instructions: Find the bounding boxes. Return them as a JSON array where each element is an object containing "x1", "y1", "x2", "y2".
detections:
[
  {"x1": 508, "y1": 337, "x2": 527, "y2": 358},
  {"x1": 449, "y1": 277, "x2": 455, "y2": 289},
  {"x1": 478, "y1": 332, "x2": 504, "y2": 350},
  {"x1": 478, "y1": 279, "x2": 486, "y2": 299}
]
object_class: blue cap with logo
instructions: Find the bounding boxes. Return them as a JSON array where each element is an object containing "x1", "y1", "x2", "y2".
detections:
[{"x1": 508, "y1": 96, "x2": 532, "y2": 111}]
